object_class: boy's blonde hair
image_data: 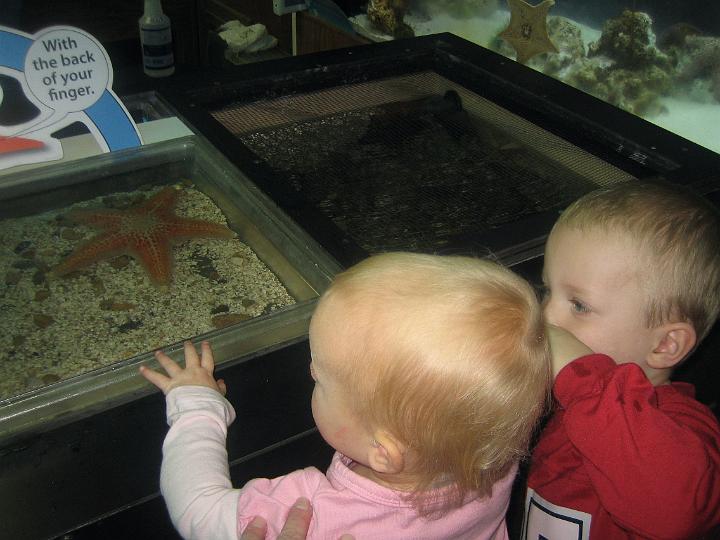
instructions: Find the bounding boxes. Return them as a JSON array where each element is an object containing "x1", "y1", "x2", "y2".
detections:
[
  {"x1": 316, "y1": 252, "x2": 550, "y2": 508},
  {"x1": 554, "y1": 181, "x2": 720, "y2": 341}
]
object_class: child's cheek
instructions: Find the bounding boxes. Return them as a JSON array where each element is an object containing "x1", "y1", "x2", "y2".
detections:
[{"x1": 310, "y1": 391, "x2": 320, "y2": 421}]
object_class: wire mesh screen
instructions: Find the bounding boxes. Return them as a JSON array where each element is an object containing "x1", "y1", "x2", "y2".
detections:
[{"x1": 211, "y1": 72, "x2": 635, "y2": 253}]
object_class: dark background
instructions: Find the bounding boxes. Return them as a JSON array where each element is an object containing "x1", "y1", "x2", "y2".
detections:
[{"x1": 3, "y1": 1, "x2": 719, "y2": 71}]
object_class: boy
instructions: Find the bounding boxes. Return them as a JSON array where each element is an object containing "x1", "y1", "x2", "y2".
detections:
[{"x1": 523, "y1": 181, "x2": 720, "y2": 539}]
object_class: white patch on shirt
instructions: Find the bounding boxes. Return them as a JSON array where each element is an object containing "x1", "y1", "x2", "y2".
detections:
[{"x1": 521, "y1": 488, "x2": 591, "y2": 540}]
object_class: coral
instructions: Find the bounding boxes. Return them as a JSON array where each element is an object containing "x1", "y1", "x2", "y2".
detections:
[
  {"x1": 563, "y1": 58, "x2": 670, "y2": 116},
  {"x1": 367, "y1": 0, "x2": 414, "y2": 38},
  {"x1": 546, "y1": 16, "x2": 586, "y2": 58},
  {"x1": 588, "y1": 10, "x2": 671, "y2": 71},
  {"x1": 528, "y1": 16, "x2": 586, "y2": 77},
  {"x1": 675, "y1": 35, "x2": 720, "y2": 102},
  {"x1": 606, "y1": 65, "x2": 671, "y2": 115},
  {"x1": 657, "y1": 22, "x2": 703, "y2": 52},
  {"x1": 490, "y1": 8, "x2": 680, "y2": 116},
  {"x1": 552, "y1": 10, "x2": 673, "y2": 116}
]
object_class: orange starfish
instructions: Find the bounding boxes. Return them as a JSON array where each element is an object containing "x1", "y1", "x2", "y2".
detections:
[{"x1": 54, "y1": 187, "x2": 234, "y2": 287}]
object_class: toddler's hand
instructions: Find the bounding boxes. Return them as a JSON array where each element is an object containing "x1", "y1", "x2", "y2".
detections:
[
  {"x1": 139, "y1": 340, "x2": 227, "y2": 396},
  {"x1": 546, "y1": 324, "x2": 592, "y2": 378}
]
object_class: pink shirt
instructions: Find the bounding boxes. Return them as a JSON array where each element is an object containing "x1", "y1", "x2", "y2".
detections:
[{"x1": 161, "y1": 386, "x2": 516, "y2": 539}]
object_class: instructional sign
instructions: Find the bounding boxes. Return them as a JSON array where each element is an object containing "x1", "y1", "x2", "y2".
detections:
[{"x1": 0, "y1": 25, "x2": 142, "y2": 171}]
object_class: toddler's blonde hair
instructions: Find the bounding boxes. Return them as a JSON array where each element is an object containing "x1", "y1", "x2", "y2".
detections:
[
  {"x1": 554, "y1": 181, "x2": 720, "y2": 341},
  {"x1": 315, "y1": 252, "x2": 550, "y2": 510}
]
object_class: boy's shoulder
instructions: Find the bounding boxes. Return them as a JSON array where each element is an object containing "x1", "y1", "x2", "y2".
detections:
[
  {"x1": 555, "y1": 354, "x2": 719, "y2": 434},
  {"x1": 662, "y1": 381, "x2": 720, "y2": 434}
]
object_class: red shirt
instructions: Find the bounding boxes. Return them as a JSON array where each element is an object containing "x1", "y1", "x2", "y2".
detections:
[{"x1": 524, "y1": 354, "x2": 720, "y2": 539}]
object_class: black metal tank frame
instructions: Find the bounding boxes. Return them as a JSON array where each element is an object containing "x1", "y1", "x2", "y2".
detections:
[
  {"x1": 134, "y1": 33, "x2": 720, "y2": 267},
  {"x1": 160, "y1": 34, "x2": 720, "y2": 180}
]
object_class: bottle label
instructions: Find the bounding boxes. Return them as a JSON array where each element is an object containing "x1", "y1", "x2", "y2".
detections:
[
  {"x1": 140, "y1": 26, "x2": 171, "y2": 46},
  {"x1": 140, "y1": 26, "x2": 173, "y2": 70},
  {"x1": 143, "y1": 52, "x2": 174, "y2": 69}
]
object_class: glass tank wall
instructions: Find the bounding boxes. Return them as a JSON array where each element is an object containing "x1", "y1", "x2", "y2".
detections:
[
  {"x1": 0, "y1": 133, "x2": 340, "y2": 442},
  {"x1": 347, "y1": 1, "x2": 720, "y2": 155}
]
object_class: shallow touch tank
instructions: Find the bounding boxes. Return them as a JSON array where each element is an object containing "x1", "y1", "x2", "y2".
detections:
[
  {"x1": 0, "y1": 134, "x2": 340, "y2": 441},
  {"x1": 1, "y1": 184, "x2": 292, "y2": 399},
  {"x1": 346, "y1": 0, "x2": 720, "y2": 154}
]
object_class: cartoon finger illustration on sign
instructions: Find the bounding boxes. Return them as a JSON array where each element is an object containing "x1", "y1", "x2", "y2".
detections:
[{"x1": 0, "y1": 25, "x2": 142, "y2": 171}]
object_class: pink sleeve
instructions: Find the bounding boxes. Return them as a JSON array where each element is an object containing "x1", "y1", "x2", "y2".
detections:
[
  {"x1": 161, "y1": 386, "x2": 240, "y2": 539},
  {"x1": 160, "y1": 386, "x2": 326, "y2": 540},
  {"x1": 556, "y1": 354, "x2": 720, "y2": 538}
]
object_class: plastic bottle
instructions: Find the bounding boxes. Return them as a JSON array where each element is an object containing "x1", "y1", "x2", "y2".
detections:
[{"x1": 138, "y1": 0, "x2": 175, "y2": 77}]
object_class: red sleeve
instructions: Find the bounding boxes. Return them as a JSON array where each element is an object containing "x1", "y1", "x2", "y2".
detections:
[{"x1": 555, "y1": 354, "x2": 720, "y2": 538}]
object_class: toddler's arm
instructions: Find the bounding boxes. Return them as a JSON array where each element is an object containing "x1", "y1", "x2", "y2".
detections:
[
  {"x1": 140, "y1": 341, "x2": 238, "y2": 539},
  {"x1": 554, "y1": 354, "x2": 720, "y2": 537},
  {"x1": 545, "y1": 324, "x2": 592, "y2": 378},
  {"x1": 141, "y1": 342, "x2": 333, "y2": 539}
]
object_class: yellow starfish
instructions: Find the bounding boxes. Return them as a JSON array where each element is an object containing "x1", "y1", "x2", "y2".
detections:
[
  {"x1": 499, "y1": 0, "x2": 558, "y2": 64},
  {"x1": 54, "y1": 187, "x2": 234, "y2": 287}
]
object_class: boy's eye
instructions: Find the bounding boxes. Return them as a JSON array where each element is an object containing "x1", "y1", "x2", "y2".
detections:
[{"x1": 570, "y1": 298, "x2": 591, "y2": 314}]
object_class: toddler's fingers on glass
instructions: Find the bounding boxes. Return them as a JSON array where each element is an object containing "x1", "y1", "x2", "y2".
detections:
[
  {"x1": 139, "y1": 365, "x2": 169, "y2": 392},
  {"x1": 183, "y1": 340, "x2": 200, "y2": 367},
  {"x1": 154, "y1": 350, "x2": 182, "y2": 376},
  {"x1": 200, "y1": 340, "x2": 215, "y2": 370}
]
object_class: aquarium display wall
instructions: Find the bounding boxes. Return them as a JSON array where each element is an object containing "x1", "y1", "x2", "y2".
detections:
[{"x1": 350, "y1": 0, "x2": 720, "y2": 155}]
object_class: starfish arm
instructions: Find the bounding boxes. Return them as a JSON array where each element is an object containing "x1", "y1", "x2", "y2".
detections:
[
  {"x1": 54, "y1": 232, "x2": 136, "y2": 276},
  {"x1": 134, "y1": 232, "x2": 175, "y2": 286},
  {"x1": 163, "y1": 217, "x2": 235, "y2": 240},
  {"x1": 141, "y1": 186, "x2": 180, "y2": 213},
  {"x1": 55, "y1": 188, "x2": 234, "y2": 287}
]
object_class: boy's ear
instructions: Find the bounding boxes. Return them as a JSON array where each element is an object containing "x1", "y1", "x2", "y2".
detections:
[
  {"x1": 647, "y1": 322, "x2": 697, "y2": 369},
  {"x1": 367, "y1": 430, "x2": 406, "y2": 475}
]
